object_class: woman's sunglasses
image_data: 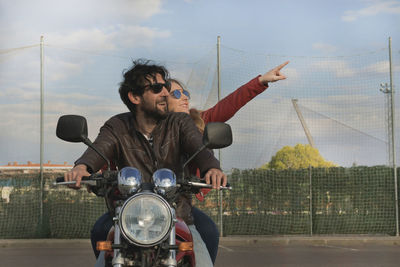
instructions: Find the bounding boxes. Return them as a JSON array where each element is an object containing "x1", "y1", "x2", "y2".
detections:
[
  {"x1": 170, "y1": 89, "x2": 191, "y2": 100},
  {"x1": 145, "y1": 81, "x2": 171, "y2": 94}
]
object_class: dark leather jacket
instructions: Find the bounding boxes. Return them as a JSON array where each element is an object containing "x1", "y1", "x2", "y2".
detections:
[{"x1": 75, "y1": 112, "x2": 220, "y2": 224}]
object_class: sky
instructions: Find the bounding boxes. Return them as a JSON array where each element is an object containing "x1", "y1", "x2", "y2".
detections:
[{"x1": 0, "y1": 0, "x2": 399, "y2": 170}]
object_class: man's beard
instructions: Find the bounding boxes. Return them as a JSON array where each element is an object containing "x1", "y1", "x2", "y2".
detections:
[{"x1": 140, "y1": 96, "x2": 169, "y2": 121}]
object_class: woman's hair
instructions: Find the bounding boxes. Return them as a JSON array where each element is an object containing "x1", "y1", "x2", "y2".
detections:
[
  {"x1": 168, "y1": 79, "x2": 206, "y2": 132},
  {"x1": 119, "y1": 59, "x2": 169, "y2": 114},
  {"x1": 167, "y1": 78, "x2": 186, "y2": 92},
  {"x1": 189, "y1": 108, "x2": 205, "y2": 133}
]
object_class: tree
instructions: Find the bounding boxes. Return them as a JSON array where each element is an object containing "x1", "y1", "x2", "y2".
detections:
[{"x1": 260, "y1": 144, "x2": 336, "y2": 170}]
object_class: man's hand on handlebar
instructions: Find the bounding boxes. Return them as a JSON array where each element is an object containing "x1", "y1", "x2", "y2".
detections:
[
  {"x1": 64, "y1": 164, "x2": 90, "y2": 189},
  {"x1": 204, "y1": 168, "x2": 227, "y2": 190}
]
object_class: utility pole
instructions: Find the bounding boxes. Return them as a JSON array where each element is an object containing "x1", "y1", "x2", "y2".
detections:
[
  {"x1": 291, "y1": 99, "x2": 316, "y2": 148},
  {"x1": 380, "y1": 83, "x2": 394, "y2": 166},
  {"x1": 381, "y1": 36, "x2": 398, "y2": 236}
]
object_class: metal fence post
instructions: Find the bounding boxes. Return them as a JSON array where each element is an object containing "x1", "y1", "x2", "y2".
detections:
[
  {"x1": 309, "y1": 165, "x2": 313, "y2": 236},
  {"x1": 39, "y1": 35, "x2": 44, "y2": 234},
  {"x1": 216, "y1": 35, "x2": 224, "y2": 236},
  {"x1": 388, "y1": 37, "x2": 398, "y2": 236}
]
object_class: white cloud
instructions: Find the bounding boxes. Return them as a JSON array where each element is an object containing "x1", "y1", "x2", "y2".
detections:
[
  {"x1": 363, "y1": 60, "x2": 390, "y2": 74},
  {"x1": 45, "y1": 56, "x2": 83, "y2": 81},
  {"x1": 113, "y1": 25, "x2": 171, "y2": 48},
  {"x1": 46, "y1": 25, "x2": 170, "y2": 51},
  {"x1": 0, "y1": 0, "x2": 168, "y2": 50},
  {"x1": 295, "y1": 95, "x2": 389, "y2": 148},
  {"x1": 0, "y1": 51, "x2": 85, "y2": 95},
  {"x1": 311, "y1": 59, "x2": 357, "y2": 78},
  {"x1": 1, "y1": 87, "x2": 39, "y2": 101},
  {"x1": 312, "y1": 43, "x2": 338, "y2": 53},
  {"x1": 281, "y1": 67, "x2": 299, "y2": 82},
  {"x1": 105, "y1": 0, "x2": 163, "y2": 19},
  {"x1": 0, "y1": 92, "x2": 125, "y2": 144},
  {"x1": 47, "y1": 29, "x2": 117, "y2": 51},
  {"x1": 362, "y1": 60, "x2": 400, "y2": 74},
  {"x1": 1, "y1": 0, "x2": 163, "y2": 24},
  {"x1": 342, "y1": 0, "x2": 400, "y2": 22}
]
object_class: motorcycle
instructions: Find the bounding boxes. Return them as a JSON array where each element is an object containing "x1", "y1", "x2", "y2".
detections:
[{"x1": 54, "y1": 115, "x2": 232, "y2": 267}]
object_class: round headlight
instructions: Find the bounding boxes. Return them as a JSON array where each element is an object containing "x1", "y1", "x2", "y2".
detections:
[
  {"x1": 153, "y1": 168, "x2": 176, "y2": 195},
  {"x1": 118, "y1": 167, "x2": 142, "y2": 196},
  {"x1": 119, "y1": 193, "x2": 172, "y2": 246}
]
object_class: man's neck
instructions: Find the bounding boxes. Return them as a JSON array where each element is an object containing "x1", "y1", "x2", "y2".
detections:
[{"x1": 135, "y1": 112, "x2": 158, "y2": 136}]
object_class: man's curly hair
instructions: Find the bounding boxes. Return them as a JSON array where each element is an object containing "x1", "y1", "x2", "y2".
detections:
[{"x1": 119, "y1": 59, "x2": 170, "y2": 114}]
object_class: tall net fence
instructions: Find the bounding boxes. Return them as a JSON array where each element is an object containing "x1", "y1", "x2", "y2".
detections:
[
  {"x1": 211, "y1": 46, "x2": 399, "y2": 169},
  {"x1": 1, "y1": 40, "x2": 400, "y2": 237},
  {"x1": 0, "y1": 167, "x2": 399, "y2": 238},
  {"x1": 0, "y1": 173, "x2": 107, "y2": 238}
]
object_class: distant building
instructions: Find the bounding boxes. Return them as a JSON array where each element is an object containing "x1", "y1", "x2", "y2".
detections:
[{"x1": 0, "y1": 161, "x2": 73, "y2": 174}]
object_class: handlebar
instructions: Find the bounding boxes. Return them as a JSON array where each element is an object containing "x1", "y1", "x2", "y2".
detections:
[
  {"x1": 54, "y1": 174, "x2": 103, "y2": 186},
  {"x1": 186, "y1": 181, "x2": 232, "y2": 190},
  {"x1": 55, "y1": 176, "x2": 64, "y2": 183},
  {"x1": 54, "y1": 174, "x2": 232, "y2": 190}
]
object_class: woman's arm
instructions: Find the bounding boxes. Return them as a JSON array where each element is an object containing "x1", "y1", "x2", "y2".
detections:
[
  {"x1": 200, "y1": 76, "x2": 267, "y2": 123},
  {"x1": 201, "y1": 61, "x2": 288, "y2": 123}
]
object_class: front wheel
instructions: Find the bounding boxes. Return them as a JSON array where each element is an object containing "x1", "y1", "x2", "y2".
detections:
[{"x1": 177, "y1": 256, "x2": 192, "y2": 267}]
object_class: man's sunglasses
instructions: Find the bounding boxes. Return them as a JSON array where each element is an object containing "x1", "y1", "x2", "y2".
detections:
[
  {"x1": 145, "y1": 81, "x2": 171, "y2": 94},
  {"x1": 170, "y1": 89, "x2": 191, "y2": 100}
]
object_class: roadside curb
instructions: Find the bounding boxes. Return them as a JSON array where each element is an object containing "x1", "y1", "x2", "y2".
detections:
[
  {"x1": 2, "y1": 236, "x2": 400, "y2": 248},
  {"x1": 0, "y1": 239, "x2": 91, "y2": 248},
  {"x1": 219, "y1": 235, "x2": 400, "y2": 246}
]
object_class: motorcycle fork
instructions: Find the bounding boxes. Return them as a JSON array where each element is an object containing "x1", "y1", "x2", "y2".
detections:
[
  {"x1": 164, "y1": 208, "x2": 177, "y2": 267},
  {"x1": 112, "y1": 206, "x2": 124, "y2": 267}
]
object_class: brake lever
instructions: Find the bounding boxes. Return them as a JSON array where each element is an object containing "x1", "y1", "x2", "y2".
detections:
[
  {"x1": 54, "y1": 180, "x2": 97, "y2": 186},
  {"x1": 187, "y1": 181, "x2": 232, "y2": 190},
  {"x1": 53, "y1": 174, "x2": 104, "y2": 186}
]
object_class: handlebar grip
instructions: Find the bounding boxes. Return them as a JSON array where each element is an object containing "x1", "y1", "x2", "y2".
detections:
[{"x1": 55, "y1": 175, "x2": 91, "y2": 183}]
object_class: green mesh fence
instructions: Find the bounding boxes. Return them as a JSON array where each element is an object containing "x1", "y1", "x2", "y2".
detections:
[
  {"x1": 1, "y1": 41, "x2": 399, "y2": 238},
  {"x1": 0, "y1": 174, "x2": 41, "y2": 238},
  {"x1": 45, "y1": 173, "x2": 107, "y2": 238},
  {"x1": 1, "y1": 167, "x2": 398, "y2": 238},
  {"x1": 193, "y1": 166, "x2": 399, "y2": 236},
  {"x1": 0, "y1": 172, "x2": 107, "y2": 238}
]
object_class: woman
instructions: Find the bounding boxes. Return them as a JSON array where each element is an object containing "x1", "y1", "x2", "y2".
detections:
[{"x1": 167, "y1": 61, "x2": 289, "y2": 264}]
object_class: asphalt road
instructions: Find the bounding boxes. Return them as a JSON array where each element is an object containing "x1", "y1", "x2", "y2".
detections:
[
  {"x1": 1, "y1": 239, "x2": 400, "y2": 267},
  {"x1": 216, "y1": 243, "x2": 400, "y2": 267}
]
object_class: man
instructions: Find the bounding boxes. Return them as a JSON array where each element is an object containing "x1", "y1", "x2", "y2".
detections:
[{"x1": 64, "y1": 60, "x2": 225, "y2": 266}]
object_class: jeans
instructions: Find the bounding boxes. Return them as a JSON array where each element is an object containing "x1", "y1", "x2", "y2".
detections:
[
  {"x1": 188, "y1": 225, "x2": 213, "y2": 267},
  {"x1": 95, "y1": 251, "x2": 106, "y2": 267},
  {"x1": 91, "y1": 208, "x2": 219, "y2": 264},
  {"x1": 91, "y1": 212, "x2": 113, "y2": 258},
  {"x1": 191, "y1": 206, "x2": 219, "y2": 264}
]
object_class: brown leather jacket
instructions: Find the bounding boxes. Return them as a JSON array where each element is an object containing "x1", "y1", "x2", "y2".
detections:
[{"x1": 75, "y1": 112, "x2": 220, "y2": 224}]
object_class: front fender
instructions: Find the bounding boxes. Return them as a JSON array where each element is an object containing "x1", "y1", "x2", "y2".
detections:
[{"x1": 175, "y1": 217, "x2": 195, "y2": 266}]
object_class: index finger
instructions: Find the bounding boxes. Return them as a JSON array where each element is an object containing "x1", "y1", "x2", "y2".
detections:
[
  {"x1": 75, "y1": 175, "x2": 82, "y2": 188},
  {"x1": 275, "y1": 61, "x2": 289, "y2": 71},
  {"x1": 222, "y1": 173, "x2": 227, "y2": 187},
  {"x1": 204, "y1": 171, "x2": 211, "y2": 185}
]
